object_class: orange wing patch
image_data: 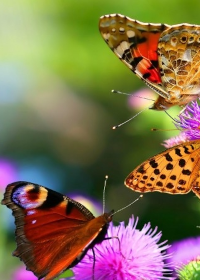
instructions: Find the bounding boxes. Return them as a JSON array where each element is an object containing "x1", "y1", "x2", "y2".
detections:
[{"x1": 125, "y1": 140, "x2": 200, "y2": 199}]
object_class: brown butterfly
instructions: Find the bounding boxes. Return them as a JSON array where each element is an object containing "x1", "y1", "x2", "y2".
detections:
[
  {"x1": 99, "y1": 14, "x2": 200, "y2": 111},
  {"x1": 124, "y1": 140, "x2": 200, "y2": 198},
  {"x1": 1, "y1": 181, "x2": 113, "y2": 280}
]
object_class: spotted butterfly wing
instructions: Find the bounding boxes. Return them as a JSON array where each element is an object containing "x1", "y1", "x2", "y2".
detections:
[
  {"x1": 1, "y1": 181, "x2": 113, "y2": 280},
  {"x1": 125, "y1": 140, "x2": 200, "y2": 198},
  {"x1": 99, "y1": 14, "x2": 200, "y2": 110}
]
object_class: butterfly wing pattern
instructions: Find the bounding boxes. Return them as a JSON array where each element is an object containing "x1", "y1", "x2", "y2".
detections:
[
  {"x1": 99, "y1": 14, "x2": 200, "y2": 110},
  {"x1": 1, "y1": 181, "x2": 113, "y2": 280},
  {"x1": 125, "y1": 140, "x2": 200, "y2": 198}
]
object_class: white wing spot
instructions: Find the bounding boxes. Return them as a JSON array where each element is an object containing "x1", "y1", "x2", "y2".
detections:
[
  {"x1": 27, "y1": 210, "x2": 36, "y2": 215},
  {"x1": 103, "y1": 33, "x2": 110, "y2": 40},
  {"x1": 115, "y1": 41, "x2": 130, "y2": 56},
  {"x1": 182, "y1": 49, "x2": 192, "y2": 61},
  {"x1": 127, "y1": 30, "x2": 135, "y2": 38},
  {"x1": 119, "y1": 27, "x2": 125, "y2": 33},
  {"x1": 133, "y1": 179, "x2": 138, "y2": 185}
]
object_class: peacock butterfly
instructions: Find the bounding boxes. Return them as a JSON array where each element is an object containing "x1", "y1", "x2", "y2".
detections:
[{"x1": 1, "y1": 181, "x2": 113, "y2": 280}]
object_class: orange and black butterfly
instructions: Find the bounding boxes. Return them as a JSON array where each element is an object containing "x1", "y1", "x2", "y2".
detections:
[{"x1": 125, "y1": 140, "x2": 200, "y2": 198}]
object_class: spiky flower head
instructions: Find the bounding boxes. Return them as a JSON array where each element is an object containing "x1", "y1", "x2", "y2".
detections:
[
  {"x1": 70, "y1": 215, "x2": 173, "y2": 280},
  {"x1": 163, "y1": 100, "x2": 200, "y2": 148}
]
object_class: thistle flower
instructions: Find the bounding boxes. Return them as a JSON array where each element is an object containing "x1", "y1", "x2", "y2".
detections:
[
  {"x1": 167, "y1": 236, "x2": 200, "y2": 279},
  {"x1": 178, "y1": 259, "x2": 200, "y2": 280},
  {"x1": 175, "y1": 100, "x2": 200, "y2": 140},
  {"x1": 163, "y1": 132, "x2": 188, "y2": 148},
  {"x1": 163, "y1": 100, "x2": 200, "y2": 148},
  {"x1": 70, "y1": 215, "x2": 173, "y2": 280}
]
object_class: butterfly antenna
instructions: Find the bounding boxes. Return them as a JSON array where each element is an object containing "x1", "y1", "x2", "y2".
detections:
[
  {"x1": 164, "y1": 110, "x2": 176, "y2": 122},
  {"x1": 151, "y1": 128, "x2": 178, "y2": 132},
  {"x1": 112, "y1": 194, "x2": 143, "y2": 216},
  {"x1": 102, "y1": 175, "x2": 108, "y2": 214},
  {"x1": 112, "y1": 89, "x2": 155, "y2": 101},
  {"x1": 113, "y1": 107, "x2": 149, "y2": 129}
]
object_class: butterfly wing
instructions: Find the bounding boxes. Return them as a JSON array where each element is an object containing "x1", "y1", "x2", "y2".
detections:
[
  {"x1": 2, "y1": 182, "x2": 112, "y2": 280},
  {"x1": 99, "y1": 14, "x2": 170, "y2": 100},
  {"x1": 158, "y1": 24, "x2": 200, "y2": 105},
  {"x1": 125, "y1": 140, "x2": 200, "y2": 197}
]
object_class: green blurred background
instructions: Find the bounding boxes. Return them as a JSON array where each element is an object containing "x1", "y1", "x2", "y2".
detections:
[{"x1": 0, "y1": 0, "x2": 200, "y2": 278}]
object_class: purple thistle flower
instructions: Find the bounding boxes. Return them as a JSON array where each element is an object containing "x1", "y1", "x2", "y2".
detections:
[
  {"x1": 163, "y1": 100, "x2": 200, "y2": 148},
  {"x1": 162, "y1": 132, "x2": 188, "y2": 148},
  {"x1": 178, "y1": 259, "x2": 200, "y2": 280},
  {"x1": 166, "y1": 236, "x2": 200, "y2": 277},
  {"x1": 175, "y1": 100, "x2": 200, "y2": 140},
  {"x1": 70, "y1": 215, "x2": 173, "y2": 280}
]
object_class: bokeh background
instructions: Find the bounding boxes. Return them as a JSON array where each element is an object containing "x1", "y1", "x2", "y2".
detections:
[{"x1": 1, "y1": 0, "x2": 200, "y2": 278}]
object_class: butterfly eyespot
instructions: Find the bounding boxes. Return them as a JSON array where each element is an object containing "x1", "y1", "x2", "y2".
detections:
[
  {"x1": 197, "y1": 37, "x2": 200, "y2": 43},
  {"x1": 170, "y1": 36, "x2": 178, "y2": 46},
  {"x1": 12, "y1": 185, "x2": 48, "y2": 209},
  {"x1": 111, "y1": 28, "x2": 116, "y2": 33},
  {"x1": 180, "y1": 36, "x2": 187, "y2": 43},
  {"x1": 189, "y1": 36, "x2": 194, "y2": 43}
]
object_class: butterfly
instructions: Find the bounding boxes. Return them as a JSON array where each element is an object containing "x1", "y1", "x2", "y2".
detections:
[
  {"x1": 99, "y1": 14, "x2": 200, "y2": 111},
  {"x1": 124, "y1": 140, "x2": 200, "y2": 198},
  {"x1": 1, "y1": 181, "x2": 113, "y2": 280}
]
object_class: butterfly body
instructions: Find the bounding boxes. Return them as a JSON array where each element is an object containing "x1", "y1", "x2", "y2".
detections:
[
  {"x1": 125, "y1": 140, "x2": 200, "y2": 198},
  {"x1": 99, "y1": 14, "x2": 200, "y2": 110},
  {"x1": 2, "y1": 181, "x2": 113, "y2": 280}
]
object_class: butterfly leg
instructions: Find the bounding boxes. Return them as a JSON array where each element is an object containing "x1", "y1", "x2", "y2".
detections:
[{"x1": 192, "y1": 174, "x2": 200, "y2": 199}]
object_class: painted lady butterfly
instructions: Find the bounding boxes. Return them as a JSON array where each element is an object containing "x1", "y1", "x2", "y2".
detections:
[{"x1": 99, "y1": 14, "x2": 200, "y2": 111}]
